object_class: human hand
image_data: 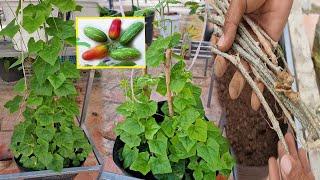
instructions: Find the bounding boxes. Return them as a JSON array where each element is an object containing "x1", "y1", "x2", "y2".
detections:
[
  {"x1": 212, "y1": 0, "x2": 293, "y2": 110},
  {"x1": 268, "y1": 133, "x2": 314, "y2": 180}
]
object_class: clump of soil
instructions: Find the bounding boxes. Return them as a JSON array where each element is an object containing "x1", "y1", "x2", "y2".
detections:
[{"x1": 217, "y1": 65, "x2": 287, "y2": 166}]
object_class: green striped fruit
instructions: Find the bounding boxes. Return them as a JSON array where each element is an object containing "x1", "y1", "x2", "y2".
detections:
[
  {"x1": 119, "y1": 22, "x2": 144, "y2": 45},
  {"x1": 84, "y1": 27, "x2": 108, "y2": 42},
  {"x1": 110, "y1": 48, "x2": 141, "y2": 61}
]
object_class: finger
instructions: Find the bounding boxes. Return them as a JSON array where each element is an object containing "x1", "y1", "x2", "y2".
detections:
[
  {"x1": 217, "y1": 0, "x2": 246, "y2": 52},
  {"x1": 214, "y1": 55, "x2": 229, "y2": 77},
  {"x1": 278, "y1": 140, "x2": 286, "y2": 160},
  {"x1": 251, "y1": 80, "x2": 265, "y2": 111},
  {"x1": 298, "y1": 148, "x2": 311, "y2": 172},
  {"x1": 210, "y1": 35, "x2": 219, "y2": 46},
  {"x1": 268, "y1": 157, "x2": 281, "y2": 180},
  {"x1": 246, "y1": 0, "x2": 267, "y2": 13},
  {"x1": 285, "y1": 133, "x2": 298, "y2": 159},
  {"x1": 228, "y1": 60, "x2": 250, "y2": 99}
]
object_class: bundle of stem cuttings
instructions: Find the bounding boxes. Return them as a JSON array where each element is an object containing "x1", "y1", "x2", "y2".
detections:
[{"x1": 205, "y1": 0, "x2": 320, "y2": 152}]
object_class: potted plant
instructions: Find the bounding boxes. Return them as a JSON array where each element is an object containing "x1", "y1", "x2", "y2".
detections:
[
  {"x1": 133, "y1": 8, "x2": 155, "y2": 45},
  {"x1": 0, "y1": 57, "x2": 23, "y2": 82},
  {"x1": 112, "y1": 33, "x2": 235, "y2": 179},
  {"x1": 156, "y1": 0, "x2": 181, "y2": 37},
  {"x1": 1, "y1": 0, "x2": 92, "y2": 177}
]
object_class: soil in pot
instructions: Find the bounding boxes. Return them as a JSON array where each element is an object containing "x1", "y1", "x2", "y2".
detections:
[
  {"x1": 216, "y1": 65, "x2": 287, "y2": 166},
  {"x1": 0, "y1": 57, "x2": 24, "y2": 82}
]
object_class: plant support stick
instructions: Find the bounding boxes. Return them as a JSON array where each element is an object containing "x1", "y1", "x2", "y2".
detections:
[{"x1": 165, "y1": 49, "x2": 174, "y2": 117}]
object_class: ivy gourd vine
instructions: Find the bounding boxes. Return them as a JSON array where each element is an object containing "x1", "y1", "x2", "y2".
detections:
[
  {"x1": 115, "y1": 33, "x2": 235, "y2": 179},
  {"x1": 2, "y1": 0, "x2": 91, "y2": 172}
]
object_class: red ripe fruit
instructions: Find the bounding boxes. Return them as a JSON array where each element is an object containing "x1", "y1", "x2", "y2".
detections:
[
  {"x1": 82, "y1": 45, "x2": 108, "y2": 61},
  {"x1": 108, "y1": 19, "x2": 122, "y2": 40}
]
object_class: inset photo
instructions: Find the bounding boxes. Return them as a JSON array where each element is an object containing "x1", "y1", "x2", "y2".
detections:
[{"x1": 76, "y1": 17, "x2": 146, "y2": 69}]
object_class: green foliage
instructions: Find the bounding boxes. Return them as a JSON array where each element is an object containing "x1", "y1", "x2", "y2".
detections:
[
  {"x1": 0, "y1": 19, "x2": 19, "y2": 38},
  {"x1": 116, "y1": 34, "x2": 235, "y2": 178},
  {"x1": 4, "y1": 0, "x2": 91, "y2": 172}
]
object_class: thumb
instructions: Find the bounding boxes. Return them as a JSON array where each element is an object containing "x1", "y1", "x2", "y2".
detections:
[{"x1": 217, "y1": 0, "x2": 246, "y2": 52}]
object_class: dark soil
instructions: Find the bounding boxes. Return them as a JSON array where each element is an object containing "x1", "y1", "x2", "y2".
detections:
[{"x1": 217, "y1": 65, "x2": 287, "y2": 166}]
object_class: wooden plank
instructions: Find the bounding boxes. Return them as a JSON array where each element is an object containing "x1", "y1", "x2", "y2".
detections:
[{"x1": 288, "y1": 0, "x2": 320, "y2": 179}]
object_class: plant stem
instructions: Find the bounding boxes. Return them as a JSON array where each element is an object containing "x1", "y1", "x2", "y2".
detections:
[{"x1": 165, "y1": 49, "x2": 174, "y2": 117}]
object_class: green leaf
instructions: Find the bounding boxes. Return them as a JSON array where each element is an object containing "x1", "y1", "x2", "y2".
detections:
[
  {"x1": 75, "y1": 5, "x2": 83, "y2": 11},
  {"x1": 188, "y1": 119, "x2": 208, "y2": 142},
  {"x1": 194, "y1": 169, "x2": 204, "y2": 180},
  {"x1": 119, "y1": 131, "x2": 141, "y2": 148},
  {"x1": 56, "y1": 97, "x2": 79, "y2": 115},
  {"x1": 117, "y1": 118, "x2": 145, "y2": 135},
  {"x1": 121, "y1": 145, "x2": 138, "y2": 169},
  {"x1": 34, "y1": 105, "x2": 54, "y2": 126},
  {"x1": 146, "y1": 36, "x2": 172, "y2": 67},
  {"x1": 46, "y1": 18, "x2": 75, "y2": 40},
  {"x1": 38, "y1": 37, "x2": 62, "y2": 65},
  {"x1": 178, "y1": 136, "x2": 197, "y2": 152},
  {"x1": 0, "y1": 19, "x2": 19, "y2": 38},
  {"x1": 169, "y1": 33, "x2": 181, "y2": 48},
  {"x1": 13, "y1": 79, "x2": 26, "y2": 94},
  {"x1": 173, "y1": 96, "x2": 188, "y2": 112},
  {"x1": 55, "y1": 131, "x2": 74, "y2": 150},
  {"x1": 48, "y1": 72, "x2": 66, "y2": 89},
  {"x1": 4, "y1": 95, "x2": 23, "y2": 113},
  {"x1": 22, "y1": 3, "x2": 51, "y2": 33},
  {"x1": 17, "y1": 143, "x2": 34, "y2": 157},
  {"x1": 28, "y1": 38, "x2": 45, "y2": 54},
  {"x1": 30, "y1": 78, "x2": 53, "y2": 96},
  {"x1": 61, "y1": 61, "x2": 80, "y2": 79},
  {"x1": 144, "y1": 117, "x2": 161, "y2": 140},
  {"x1": 135, "y1": 101, "x2": 157, "y2": 119},
  {"x1": 37, "y1": 151, "x2": 53, "y2": 167},
  {"x1": 161, "y1": 116, "x2": 178, "y2": 138},
  {"x1": 50, "y1": 0, "x2": 76, "y2": 12},
  {"x1": 149, "y1": 155, "x2": 172, "y2": 174},
  {"x1": 130, "y1": 152, "x2": 151, "y2": 175},
  {"x1": 9, "y1": 56, "x2": 23, "y2": 69},
  {"x1": 169, "y1": 135, "x2": 197, "y2": 161},
  {"x1": 203, "y1": 173, "x2": 216, "y2": 180},
  {"x1": 35, "y1": 125, "x2": 55, "y2": 141},
  {"x1": 116, "y1": 101, "x2": 135, "y2": 117},
  {"x1": 33, "y1": 57, "x2": 60, "y2": 84},
  {"x1": 21, "y1": 156, "x2": 38, "y2": 169},
  {"x1": 179, "y1": 108, "x2": 200, "y2": 130},
  {"x1": 34, "y1": 138, "x2": 49, "y2": 156},
  {"x1": 197, "y1": 142, "x2": 219, "y2": 166},
  {"x1": 54, "y1": 81, "x2": 77, "y2": 96},
  {"x1": 221, "y1": 152, "x2": 235, "y2": 171},
  {"x1": 48, "y1": 154, "x2": 64, "y2": 172},
  {"x1": 148, "y1": 135, "x2": 167, "y2": 155},
  {"x1": 27, "y1": 96, "x2": 43, "y2": 107},
  {"x1": 156, "y1": 76, "x2": 166, "y2": 96}
]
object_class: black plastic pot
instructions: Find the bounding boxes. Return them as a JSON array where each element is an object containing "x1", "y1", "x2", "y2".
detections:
[
  {"x1": 14, "y1": 156, "x2": 85, "y2": 180},
  {"x1": 0, "y1": 57, "x2": 23, "y2": 82},
  {"x1": 113, "y1": 101, "x2": 165, "y2": 179},
  {"x1": 145, "y1": 13, "x2": 155, "y2": 46}
]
